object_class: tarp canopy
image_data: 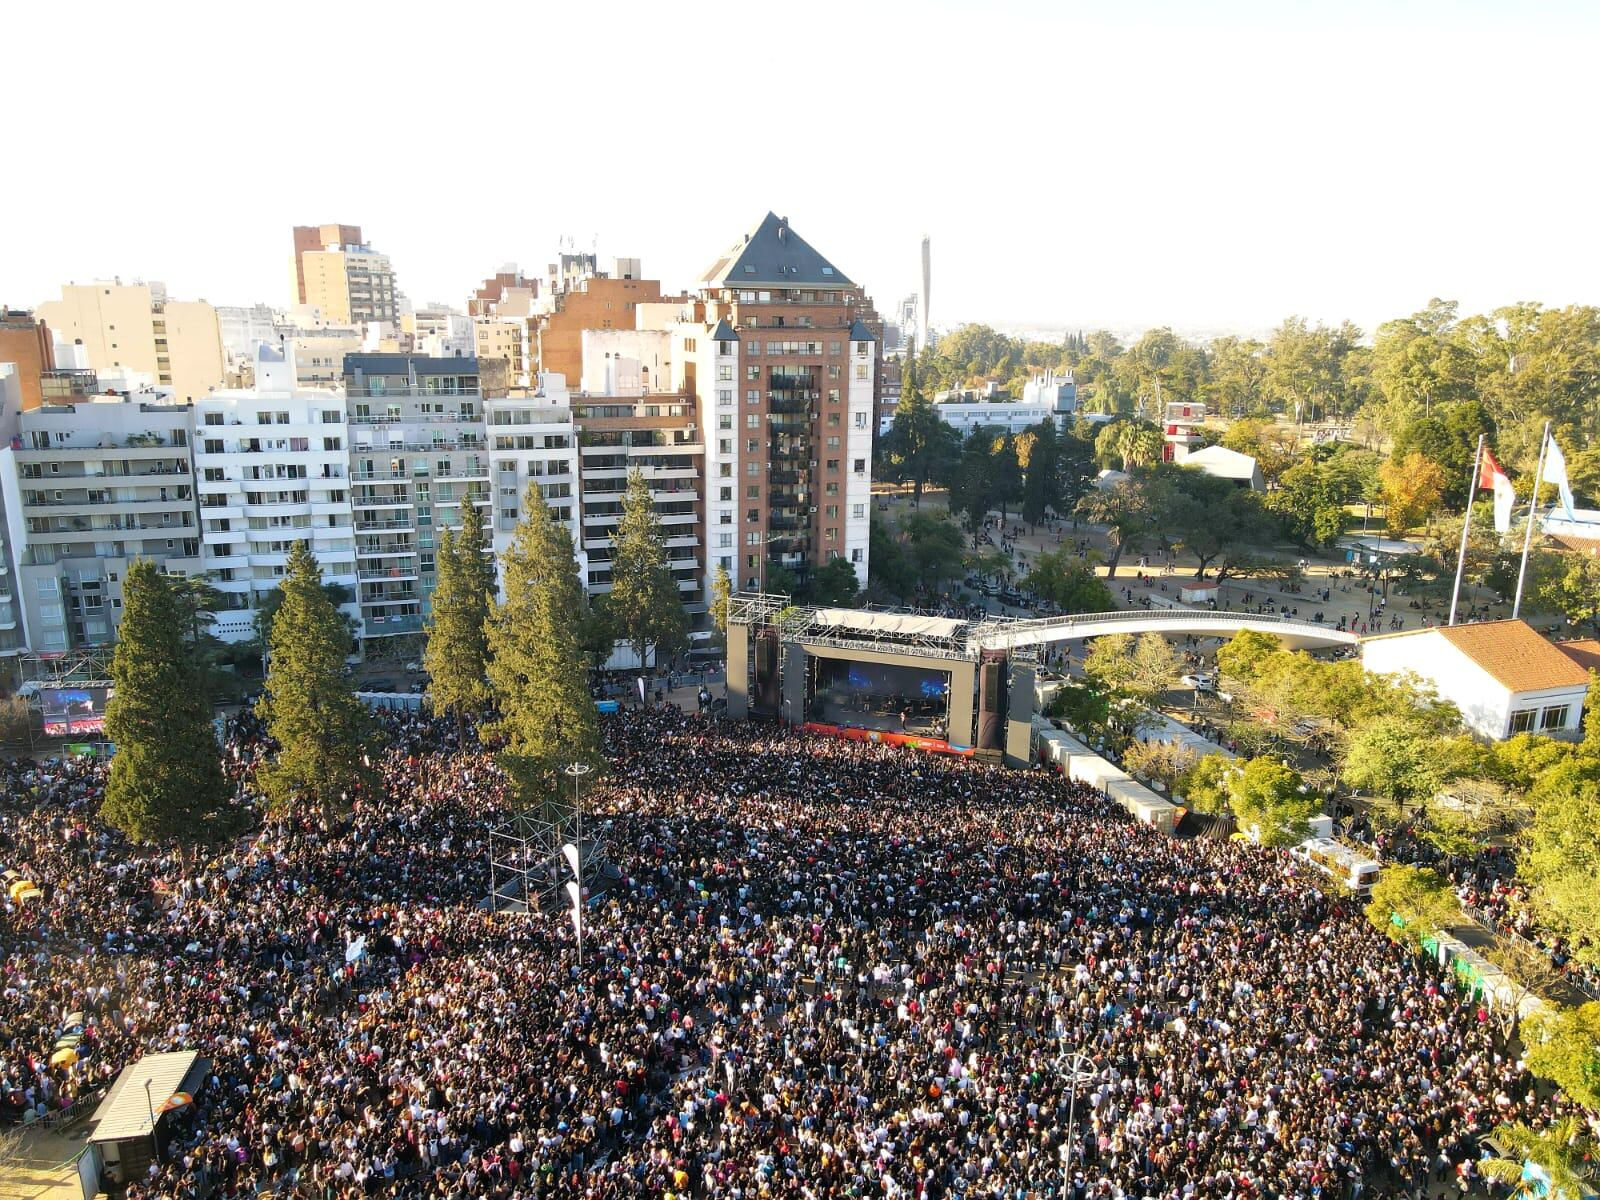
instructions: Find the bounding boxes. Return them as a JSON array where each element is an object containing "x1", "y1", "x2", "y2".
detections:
[{"x1": 810, "y1": 609, "x2": 965, "y2": 640}]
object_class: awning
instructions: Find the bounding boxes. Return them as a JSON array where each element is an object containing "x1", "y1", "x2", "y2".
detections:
[
  {"x1": 810, "y1": 609, "x2": 965, "y2": 640},
  {"x1": 86, "y1": 1051, "x2": 209, "y2": 1143}
]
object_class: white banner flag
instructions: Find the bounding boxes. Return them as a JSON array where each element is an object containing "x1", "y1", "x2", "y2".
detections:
[{"x1": 1543, "y1": 435, "x2": 1577, "y2": 521}]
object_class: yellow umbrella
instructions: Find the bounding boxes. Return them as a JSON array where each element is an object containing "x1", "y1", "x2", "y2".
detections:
[
  {"x1": 61, "y1": 1012, "x2": 84, "y2": 1030},
  {"x1": 49, "y1": 1048, "x2": 77, "y2": 1067},
  {"x1": 8, "y1": 879, "x2": 35, "y2": 900},
  {"x1": 16, "y1": 888, "x2": 42, "y2": 904}
]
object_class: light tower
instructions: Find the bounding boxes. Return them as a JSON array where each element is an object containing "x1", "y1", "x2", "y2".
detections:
[{"x1": 919, "y1": 235, "x2": 931, "y2": 351}]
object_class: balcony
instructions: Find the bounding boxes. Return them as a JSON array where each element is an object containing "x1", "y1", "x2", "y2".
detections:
[
  {"x1": 364, "y1": 613, "x2": 423, "y2": 636},
  {"x1": 769, "y1": 469, "x2": 800, "y2": 485},
  {"x1": 354, "y1": 518, "x2": 415, "y2": 532},
  {"x1": 359, "y1": 566, "x2": 419, "y2": 582},
  {"x1": 361, "y1": 590, "x2": 421, "y2": 605}
]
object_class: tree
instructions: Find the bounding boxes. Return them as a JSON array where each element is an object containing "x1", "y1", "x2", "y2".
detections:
[
  {"x1": 1365, "y1": 864, "x2": 1464, "y2": 950},
  {"x1": 1205, "y1": 336, "x2": 1266, "y2": 418},
  {"x1": 423, "y1": 522, "x2": 491, "y2": 732},
  {"x1": 456, "y1": 492, "x2": 497, "y2": 602},
  {"x1": 867, "y1": 518, "x2": 917, "y2": 602},
  {"x1": 1340, "y1": 713, "x2": 1448, "y2": 808},
  {"x1": 1115, "y1": 423, "x2": 1164, "y2": 470},
  {"x1": 948, "y1": 428, "x2": 999, "y2": 531},
  {"x1": 1378, "y1": 451, "x2": 1450, "y2": 536},
  {"x1": 1227, "y1": 757, "x2": 1318, "y2": 846},
  {"x1": 1523, "y1": 1001, "x2": 1600, "y2": 1113},
  {"x1": 1084, "y1": 632, "x2": 1181, "y2": 704},
  {"x1": 1074, "y1": 474, "x2": 1158, "y2": 579},
  {"x1": 101, "y1": 561, "x2": 231, "y2": 842},
  {"x1": 1481, "y1": 1118, "x2": 1600, "y2": 1200},
  {"x1": 1155, "y1": 464, "x2": 1275, "y2": 578},
  {"x1": 486, "y1": 482, "x2": 601, "y2": 802},
  {"x1": 1216, "y1": 629, "x2": 1285, "y2": 683},
  {"x1": 884, "y1": 361, "x2": 960, "y2": 502},
  {"x1": 807, "y1": 558, "x2": 861, "y2": 606},
  {"x1": 709, "y1": 563, "x2": 733, "y2": 649},
  {"x1": 1177, "y1": 754, "x2": 1234, "y2": 813},
  {"x1": 607, "y1": 469, "x2": 689, "y2": 670},
  {"x1": 257, "y1": 542, "x2": 377, "y2": 816},
  {"x1": 253, "y1": 578, "x2": 357, "y2": 648},
  {"x1": 897, "y1": 510, "x2": 967, "y2": 587},
  {"x1": 1122, "y1": 740, "x2": 1196, "y2": 793},
  {"x1": 1519, "y1": 766, "x2": 1600, "y2": 964},
  {"x1": 1021, "y1": 549, "x2": 1114, "y2": 613}
]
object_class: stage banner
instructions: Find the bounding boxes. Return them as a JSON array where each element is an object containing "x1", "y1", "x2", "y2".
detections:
[{"x1": 801, "y1": 722, "x2": 973, "y2": 757}]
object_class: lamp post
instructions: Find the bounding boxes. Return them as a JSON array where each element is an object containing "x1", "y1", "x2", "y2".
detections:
[
  {"x1": 562, "y1": 761, "x2": 594, "y2": 967},
  {"x1": 1059, "y1": 1048, "x2": 1096, "y2": 1185}
]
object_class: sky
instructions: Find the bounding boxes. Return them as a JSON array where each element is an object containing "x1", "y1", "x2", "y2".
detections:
[{"x1": 7, "y1": 0, "x2": 1600, "y2": 341}]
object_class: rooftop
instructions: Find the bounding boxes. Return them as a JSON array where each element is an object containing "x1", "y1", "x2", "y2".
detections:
[
  {"x1": 1366, "y1": 619, "x2": 1594, "y2": 693},
  {"x1": 1555, "y1": 638, "x2": 1600, "y2": 675},
  {"x1": 87, "y1": 1051, "x2": 207, "y2": 1143},
  {"x1": 344, "y1": 353, "x2": 479, "y2": 377},
  {"x1": 700, "y1": 213, "x2": 853, "y2": 289}
]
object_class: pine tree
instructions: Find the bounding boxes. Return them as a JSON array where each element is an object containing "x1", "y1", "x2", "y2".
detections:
[
  {"x1": 257, "y1": 541, "x2": 377, "y2": 815},
  {"x1": 423, "y1": 515, "x2": 490, "y2": 732},
  {"x1": 607, "y1": 468, "x2": 689, "y2": 672},
  {"x1": 456, "y1": 490, "x2": 497, "y2": 601},
  {"x1": 102, "y1": 560, "x2": 232, "y2": 842},
  {"x1": 709, "y1": 562, "x2": 733, "y2": 650},
  {"x1": 486, "y1": 482, "x2": 601, "y2": 803}
]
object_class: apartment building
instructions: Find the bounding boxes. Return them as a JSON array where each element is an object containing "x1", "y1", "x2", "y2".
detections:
[
  {"x1": 342, "y1": 354, "x2": 487, "y2": 638},
  {"x1": 535, "y1": 268, "x2": 681, "y2": 384},
  {"x1": 36, "y1": 282, "x2": 226, "y2": 403},
  {"x1": 291, "y1": 224, "x2": 399, "y2": 325},
  {"x1": 678, "y1": 213, "x2": 880, "y2": 593},
  {"x1": 193, "y1": 346, "x2": 359, "y2": 642},
  {"x1": 484, "y1": 376, "x2": 582, "y2": 582},
  {"x1": 0, "y1": 310, "x2": 55, "y2": 412},
  {"x1": 0, "y1": 370, "x2": 25, "y2": 656},
  {"x1": 0, "y1": 395, "x2": 199, "y2": 650}
]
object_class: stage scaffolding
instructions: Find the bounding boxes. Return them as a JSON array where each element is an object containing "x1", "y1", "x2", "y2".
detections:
[{"x1": 485, "y1": 766, "x2": 601, "y2": 914}]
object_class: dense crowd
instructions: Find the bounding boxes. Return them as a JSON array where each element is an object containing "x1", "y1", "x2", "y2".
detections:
[{"x1": 0, "y1": 709, "x2": 1581, "y2": 1200}]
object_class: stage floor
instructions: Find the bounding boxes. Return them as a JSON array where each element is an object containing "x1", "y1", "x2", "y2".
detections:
[{"x1": 809, "y1": 699, "x2": 947, "y2": 738}]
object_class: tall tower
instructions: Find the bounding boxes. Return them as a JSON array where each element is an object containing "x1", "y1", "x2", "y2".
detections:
[{"x1": 919, "y1": 235, "x2": 931, "y2": 352}]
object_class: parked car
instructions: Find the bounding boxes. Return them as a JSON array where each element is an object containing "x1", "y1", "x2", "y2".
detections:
[{"x1": 1181, "y1": 672, "x2": 1218, "y2": 692}]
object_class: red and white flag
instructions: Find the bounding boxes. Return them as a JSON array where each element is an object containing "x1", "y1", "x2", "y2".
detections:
[{"x1": 1478, "y1": 446, "x2": 1516, "y2": 533}]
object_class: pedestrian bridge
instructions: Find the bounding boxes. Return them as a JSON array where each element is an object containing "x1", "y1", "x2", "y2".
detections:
[{"x1": 968, "y1": 609, "x2": 1358, "y2": 653}]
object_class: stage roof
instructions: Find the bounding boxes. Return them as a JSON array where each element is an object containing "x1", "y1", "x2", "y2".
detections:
[{"x1": 811, "y1": 609, "x2": 966, "y2": 640}]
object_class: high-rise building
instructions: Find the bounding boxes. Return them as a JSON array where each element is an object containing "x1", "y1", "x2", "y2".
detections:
[
  {"x1": 484, "y1": 377, "x2": 582, "y2": 582},
  {"x1": 679, "y1": 213, "x2": 880, "y2": 594},
  {"x1": 1, "y1": 390, "x2": 200, "y2": 650},
  {"x1": 291, "y1": 224, "x2": 399, "y2": 325},
  {"x1": 193, "y1": 345, "x2": 359, "y2": 642},
  {"x1": 0, "y1": 309, "x2": 55, "y2": 411},
  {"x1": 36, "y1": 282, "x2": 226, "y2": 403},
  {"x1": 342, "y1": 354, "x2": 486, "y2": 638},
  {"x1": 919, "y1": 235, "x2": 931, "y2": 351},
  {"x1": 534, "y1": 273, "x2": 676, "y2": 386}
]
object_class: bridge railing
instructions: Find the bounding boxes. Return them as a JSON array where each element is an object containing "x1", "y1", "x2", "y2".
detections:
[{"x1": 969, "y1": 609, "x2": 1357, "y2": 651}]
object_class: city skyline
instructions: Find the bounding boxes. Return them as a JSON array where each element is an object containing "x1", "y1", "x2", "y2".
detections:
[{"x1": 9, "y1": 1, "x2": 1600, "y2": 338}]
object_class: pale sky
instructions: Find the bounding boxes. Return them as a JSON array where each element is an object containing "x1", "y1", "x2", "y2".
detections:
[{"x1": 7, "y1": 0, "x2": 1599, "y2": 339}]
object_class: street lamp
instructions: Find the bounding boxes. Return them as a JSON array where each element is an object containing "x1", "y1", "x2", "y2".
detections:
[
  {"x1": 562, "y1": 762, "x2": 594, "y2": 967},
  {"x1": 1059, "y1": 1047, "x2": 1096, "y2": 1184}
]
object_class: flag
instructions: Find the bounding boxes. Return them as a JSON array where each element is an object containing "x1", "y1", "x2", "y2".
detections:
[
  {"x1": 1478, "y1": 446, "x2": 1516, "y2": 534},
  {"x1": 1542, "y1": 435, "x2": 1577, "y2": 521}
]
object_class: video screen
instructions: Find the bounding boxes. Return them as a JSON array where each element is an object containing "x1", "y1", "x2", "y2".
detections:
[
  {"x1": 39, "y1": 687, "x2": 111, "y2": 738},
  {"x1": 810, "y1": 658, "x2": 950, "y2": 732}
]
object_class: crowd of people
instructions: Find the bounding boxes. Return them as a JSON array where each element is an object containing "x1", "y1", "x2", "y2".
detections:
[{"x1": 0, "y1": 709, "x2": 1583, "y2": 1200}]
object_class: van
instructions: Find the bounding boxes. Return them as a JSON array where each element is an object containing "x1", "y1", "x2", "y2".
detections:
[{"x1": 1292, "y1": 837, "x2": 1381, "y2": 895}]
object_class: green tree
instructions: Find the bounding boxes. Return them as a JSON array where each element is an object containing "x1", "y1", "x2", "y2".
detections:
[
  {"x1": 1115, "y1": 423, "x2": 1164, "y2": 470},
  {"x1": 1177, "y1": 754, "x2": 1235, "y2": 813},
  {"x1": 884, "y1": 361, "x2": 960, "y2": 501},
  {"x1": 1227, "y1": 757, "x2": 1318, "y2": 846},
  {"x1": 1481, "y1": 1119, "x2": 1600, "y2": 1200},
  {"x1": 1523, "y1": 1001, "x2": 1600, "y2": 1113},
  {"x1": 897, "y1": 510, "x2": 967, "y2": 587},
  {"x1": 1021, "y1": 549, "x2": 1113, "y2": 613},
  {"x1": 948, "y1": 428, "x2": 999, "y2": 531},
  {"x1": 1205, "y1": 336, "x2": 1266, "y2": 418},
  {"x1": 1074, "y1": 474, "x2": 1158, "y2": 579},
  {"x1": 487, "y1": 483, "x2": 601, "y2": 800},
  {"x1": 1519, "y1": 766, "x2": 1600, "y2": 963},
  {"x1": 807, "y1": 558, "x2": 861, "y2": 606},
  {"x1": 101, "y1": 561, "x2": 231, "y2": 842},
  {"x1": 1365, "y1": 864, "x2": 1464, "y2": 950},
  {"x1": 456, "y1": 492, "x2": 497, "y2": 605},
  {"x1": 1156, "y1": 464, "x2": 1275, "y2": 578},
  {"x1": 867, "y1": 518, "x2": 918, "y2": 602},
  {"x1": 257, "y1": 542, "x2": 377, "y2": 816},
  {"x1": 1341, "y1": 713, "x2": 1447, "y2": 808},
  {"x1": 423, "y1": 522, "x2": 492, "y2": 731},
  {"x1": 607, "y1": 468, "x2": 689, "y2": 670}
]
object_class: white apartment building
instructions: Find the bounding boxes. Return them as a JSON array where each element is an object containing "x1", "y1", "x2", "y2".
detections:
[
  {"x1": 0, "y1": 370, "x2": 25, "y2": 657},
  {"x1": 0, "y1": 396, "x2": 200, "y2": 650},
  {"x1": 485, "y1": 375, "x2": 582, "y2": 586},
  {"x1": 192, "y1": 346, "x2": 359, "y2": 642}
]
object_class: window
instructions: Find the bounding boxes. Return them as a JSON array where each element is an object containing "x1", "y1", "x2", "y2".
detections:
[
  {"x1": 746, "y1": 532, "x2": 761, "y2": 545},
  {"x1": 851, "y1": 548, "x2": 863, "y2": 563},
  {"x1": 852, "y1": 503, "x2": 865, "y2": 519},
  {"x1": 747, "y1": 389, "x2": 760, "y2": 404},
  {"x1": 853, "y1": 458, "x2": 866, "y2": 473},
  {"x1": 1540, "y1": 705, "x2": 1570, "y2": 730},
  {"x1": 746, "y1": 510, "x2": 760, "y2": 523},
  {"x1": 719, "y1": 486, "x2": 733, "y2": 501},
  {"x1": 855, "y1": 363, "x2": 869, "y2": 381},
  {"x1": 718, "y1": 365, "x2": 733, "y2": 382},
  {"x1": 747, "y1": 366, "x2": 760, "y2": 381},
  {"x1": 853, "y1": 412, "x2": 869, "y2": 429},
  {"x1": 826, "y1": 436, "x2": 840, "y2": 449},
  {"x1": 747, "y1": 414, "x2": 760, "y2": 428},
  {"x1": 719, "y1": 511, "x2": 733, "y2": 525},
  {"x1": 825, "y1": 504, "x2": 839, "y2": 519},
  {"x1": 717, "y1": 532, "x2": 733, "y2": 548},
  {"x1": 826, "y1": 459, "x2": 840, "y2": 472},
  {"x1": 1509, "y1": 709, "x2": 1536, "y2": 734},
  {"x1": 747, "y1": 485, "x2": 760, "y2": 499},
  {"x1": 824, "y1": 529, "x2": 837, "y2": 542},
  {"x1": 746, "y1": 463, "x2": 759, "y2": 476},
  {"x1": 829, "y1": 342, "x2": 841, "y2": 356},
  {"x1": 718, "y1": 439, "x2": 733, "y2": 455},
  {"x1": 746, "y1": 439, "x2": 759, "y2": 454}
]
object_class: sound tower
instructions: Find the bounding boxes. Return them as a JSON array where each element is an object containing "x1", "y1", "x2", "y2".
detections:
[
  {"x1": 754, "y1": 631, "x2": 781, "y2": 713},
  {"x1": 976, "y1": 650, "x2": 1006, "y2": 750}
]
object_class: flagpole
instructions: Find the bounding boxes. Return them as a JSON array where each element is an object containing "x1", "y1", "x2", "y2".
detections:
[
  {"x1": 1448, "y1": 433, "x2": 1485, "y2": 626},
  {"x1": 1511, "y1": 421, "x2": 1551, "y2": 620}
]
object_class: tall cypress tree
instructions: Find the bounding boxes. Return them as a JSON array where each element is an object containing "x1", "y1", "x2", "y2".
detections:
[
  {"x1": 102, "y1": 560, "x2": 232, "y2": 842},
  {"x1": 257, "y1": 541, "x2": 377, "y2": 815},
  {"x1": 607, "y1": 468, "x2": 689, "y2": 671},
  {"x1": 423, "y1": 517, "x2": 490, "y2": 732},
  {"x1": 456, "y1": 490, "x2": 497, "y2": 601},
  {"x1": 486, "y1": 482, "x2": 600, "y2": 803}
]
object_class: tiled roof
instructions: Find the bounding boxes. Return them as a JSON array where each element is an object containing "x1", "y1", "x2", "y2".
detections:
[
  {"x1": 1555, "y1": 638, "x2": 1600, "y2": 675},
  {"x1": 1433, "y1": 620, "x2": 1593, "y2": 693}
]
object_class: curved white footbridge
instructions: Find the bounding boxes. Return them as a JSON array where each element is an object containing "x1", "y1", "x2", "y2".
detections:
[{"x1": 968, "y1": 608, "x2": 1357, "y2": 654}]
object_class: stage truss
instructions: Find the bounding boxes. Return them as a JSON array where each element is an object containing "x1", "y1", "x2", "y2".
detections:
[
  {"x1": 486, "y1": 783, "x2": 602, "y2": 914},
  {"x1": 19, "y1": 648, "x2": 114, "y2": 690}
]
